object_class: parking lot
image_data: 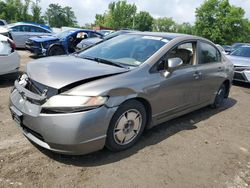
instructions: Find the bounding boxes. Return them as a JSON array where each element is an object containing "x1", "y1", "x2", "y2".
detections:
[{"x1": 0, "y1": 50, "x2": 249, "y2": 187}]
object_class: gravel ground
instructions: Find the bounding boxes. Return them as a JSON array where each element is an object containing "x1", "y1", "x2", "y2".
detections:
[{"x1": 0, "y1": 50, "x2": 249, "y2": 188}]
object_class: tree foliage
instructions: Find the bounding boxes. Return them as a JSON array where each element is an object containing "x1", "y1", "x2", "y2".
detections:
[
  {"x1": 0, "y1": 0, "x2": 77, "y2": 27},
  {"x1": 153, "y1": 17, "x2": 176, "y2": 32},
  {"x1": 195, "y1": 0, "x2": 250, "y2": 44},
  {"x1": 134, "y1": 11, "x2": 153, "y2": 31},
  {"x1": 95, "y1": 0, "x2": 137, "y2": 29},
  {"x1": 44, "y1": 4, "x2": 77, "y2": 27}
]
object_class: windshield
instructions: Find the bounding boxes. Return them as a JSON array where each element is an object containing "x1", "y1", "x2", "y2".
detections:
[
  {"x1": 231, "y1": 46, "x2": 250, "y2": 58},
  {"x1": 79, "y1": 34, "x2": 168, "y2": 67},
  {"x1": 56, "y1": 30, "x2": 75, "y2": 39}
]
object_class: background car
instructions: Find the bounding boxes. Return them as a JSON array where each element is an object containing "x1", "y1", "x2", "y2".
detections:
[
  {"x1": 226, "y1": 45, "x2": 250, "y2": 83},
  {"x1": 216, "y1": 44, "x2": 227, "y2": 54},
  {"x1": 26, "y1": 29, "x2": 103, "y2": 56},
  {"x1": 7, "y1": 22, "x2": 53, "y2": 48},
  {"x1": 76, "y1": 30, "x2": 136, "y2": 50},
  {"x1": 0, "y1": 34, "x2": 20, "y2": 76},
  {"x1": 98, "y1": 29, "x2": 114, "y2": 36},
  {"x1": 0, "y1": 19, "x2": 7, "y2": 26},
  {"x1": 0, "y1": 26, "x2": 12, "y2": 39},
  {"x1": 230, "y1": 43, "x2": 250, "y2": 53},
  {"x1": 10, "y1": 33, "x2": 233, "y2": 155},
  {"x1": 222, "y1": 45, "x2": 232, "y2": 53}
]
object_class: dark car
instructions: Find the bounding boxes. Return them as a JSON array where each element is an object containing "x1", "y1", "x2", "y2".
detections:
[
  {"x1": 76, "y1": 30, "x2": 136, "y2": 50},
  {"x1": 222, "y1": 45, "x2": 231, "y2": 53},
  {"x1": 230, "y1": 43, "x2": 250, "y2": 53},
  {"x1": 26, "y1": 29, "x2": 103, "y2": 56},
  {"x1": 0, "y1": 19, "x2": 7, "y2": 26}
]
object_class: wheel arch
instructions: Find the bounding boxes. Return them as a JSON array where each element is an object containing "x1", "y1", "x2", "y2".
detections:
[
  {"x1": 113, "y1": 97, "x2": 153, "y2": 129},
  {"x1": 222, "y1": 79, "x2": 231, "y2": 98},
  {"x1": 47, "y1": 43, "x2": 65, "y2": 55}
]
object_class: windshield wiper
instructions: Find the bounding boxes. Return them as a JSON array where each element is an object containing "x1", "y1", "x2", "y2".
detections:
[{"x1": 81, "y1": 56, "x2": 127, "y2": 69}]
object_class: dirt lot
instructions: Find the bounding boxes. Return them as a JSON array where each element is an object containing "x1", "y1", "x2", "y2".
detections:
[{"x1": 0, "y1": 50, "x2": 249, "y2": 188}]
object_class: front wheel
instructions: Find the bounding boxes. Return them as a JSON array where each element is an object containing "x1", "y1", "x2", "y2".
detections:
[
  {"x1": 48, "y1": 45, "x2": 65, "y2": 56},
  {"x1": 106, "y1": 100, "x2": 146, "y2": 151},
  {"x1": 211, "y1": 84, "x2": 226, "y2": 108}
]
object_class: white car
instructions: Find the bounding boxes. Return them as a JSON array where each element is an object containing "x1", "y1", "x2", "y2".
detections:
[{"x1": 0, "y1": 34, "x2": 20, "y2": 75}]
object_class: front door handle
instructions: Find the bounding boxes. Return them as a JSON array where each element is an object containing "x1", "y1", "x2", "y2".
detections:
[
  {"x1": 218, "y1": 67, "x2": 224, "y2": 72},
  {"x1": 193, "y1": 71, "x2": 202, "y2": 79}
]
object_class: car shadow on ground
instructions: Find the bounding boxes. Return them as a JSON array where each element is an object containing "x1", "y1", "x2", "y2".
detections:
[
  {"x1": 0, "y1": 72, "x2": 21, "y2": 88},
  {"x1": 35, "y1": 97, "x2": 237, "y2": 167}
]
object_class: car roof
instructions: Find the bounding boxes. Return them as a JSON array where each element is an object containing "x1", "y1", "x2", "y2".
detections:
[
  {"x1": 126, "y1": 31, "x2": 202, "y2": 41},
  {"x1": 241, "y1": 45, "x2": 250, "y2": 48},
  {"x1": 66, "y1": 28, "x2": 103, "y2": 34},
  {"x1": 8, "y1": 22, "x2": 52, "y2": 32}
]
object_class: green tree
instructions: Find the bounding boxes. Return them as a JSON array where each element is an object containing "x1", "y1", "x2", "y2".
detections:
[
  {"x1": 153, "y1": 17, "x2": 176, "y2": 32},
  {"x1": 63, "y1": 6, "x2": 77, "y2": 27},
  {"x1": 44, "y1": 3, "x2": 77, "y2": 27},
  {"x1": 176, "y1": 22, "x2": 194, "y2": 34},
  {"x1": 31, "y1": 0, "x2": 44, "y2": 23},
  {"x1": 134, "y1": 11, "x2": 153, "y2": 31},
  {"x1": 94, "y1": 0, "x2": 137, "y2": 29},
  {"x1": 0, "y1": 1, "x2": 7, "y2": 19},
  {"x1": 195, "y1": 0, "x2": 250, "y2": 44}
]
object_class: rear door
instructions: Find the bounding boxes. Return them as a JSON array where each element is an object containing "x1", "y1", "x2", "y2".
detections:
[{"x1": 195, "y1": 41, "x2": 226, "y2": 103}]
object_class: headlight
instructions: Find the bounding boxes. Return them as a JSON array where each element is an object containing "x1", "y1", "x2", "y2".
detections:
[{"x1": 41, "y1": 95, "x2": 108, "y2": 113}]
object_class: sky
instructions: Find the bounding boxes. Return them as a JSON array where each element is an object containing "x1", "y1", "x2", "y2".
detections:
[{"x1": 40, "y1": 0, "x2": 250, "y2": 26}]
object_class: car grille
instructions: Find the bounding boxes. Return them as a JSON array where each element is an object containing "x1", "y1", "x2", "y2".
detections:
[
  {"x1": 22, "y1": 124, "x2": 45, "y2": 141},
  {"x1": 234, "y1": 72, "x2": 246, "y2": 81},
  {"x1": 234, "y1": 66, "x2": 250, "y2": 71},
  {"x1": 24, "y1": 78, "x2": 58, "y2": 99}
]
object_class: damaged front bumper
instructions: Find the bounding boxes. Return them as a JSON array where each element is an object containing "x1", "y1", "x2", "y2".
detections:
[{"x1": 9, "y1": 80, "x2": 117, "y2": 155}]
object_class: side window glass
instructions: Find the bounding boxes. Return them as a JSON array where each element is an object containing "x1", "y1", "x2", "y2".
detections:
[
  {"x1": 30, "y1": 26, "x2": 38, "y2": 32},
  {"x1": 22, "y1": 25, "x2": 31, "y2": 32},
  {"x1": 199, "y1": 42, "x2": 221, "y2": 64},
  {"x1": 158, "y1": 42, "x2": 195, "y2": 71},
  {"x1": 11, "y1": 26, "x2": 21, "y2": 32}
]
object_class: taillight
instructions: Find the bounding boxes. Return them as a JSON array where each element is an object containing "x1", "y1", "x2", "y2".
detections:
[{"x1": 7, "y1": 38, "x2": 16, "y2": 52}]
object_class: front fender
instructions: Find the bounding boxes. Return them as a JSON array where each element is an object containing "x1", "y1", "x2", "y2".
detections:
[{"x1": 105, "y1": 87, "x2": 144, "y2": 108}]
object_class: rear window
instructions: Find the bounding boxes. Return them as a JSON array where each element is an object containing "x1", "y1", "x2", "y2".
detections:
[
  {"x1": 231, "y1": 46, "x2": 250, "y2": 58},
  {"x1": 199, "y1": 42, "x2": 221, "y2": 64},
  {"x1": 0, "y1": 40, "x2": 11, "y2": 55}
]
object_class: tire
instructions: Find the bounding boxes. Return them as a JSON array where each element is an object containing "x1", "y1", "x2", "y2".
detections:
[
  {"x1": 106, "y1": 100, "x2": 147, "y2": 151},
  {"x1": 48, "y1": 45, "x2": 65, "y2": 56},
  {"x1": 211, "y1": 84, "x2": 226, "y2": 108}
]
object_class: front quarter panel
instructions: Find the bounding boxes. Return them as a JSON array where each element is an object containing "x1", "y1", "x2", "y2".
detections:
[{"x1": 65, "y1": 65, "x2": 159, "y2": 108}]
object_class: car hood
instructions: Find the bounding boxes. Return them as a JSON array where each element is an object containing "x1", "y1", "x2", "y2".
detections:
[
  {"x1": 226, "y1": 55, "x2": 250, "y2": 67},
  {"x1": 0, "y1": 26, "x2": 9, "y2": 34},
  {"x1": 29, "y1": 35, "x2": 59, "y2": 43},
  {"x1": 26, "y1": 55, "x2": 129, "y2": 89}
]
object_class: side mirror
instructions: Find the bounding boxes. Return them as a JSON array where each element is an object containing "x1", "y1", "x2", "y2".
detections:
[{"x1": 168, "y1": 57, "x2": 183, "y2": 72}]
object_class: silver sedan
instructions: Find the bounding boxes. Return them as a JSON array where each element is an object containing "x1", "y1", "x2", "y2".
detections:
[
  {"x1": 226, "y1": 45, "x2": 250, "y2": 83},
  {"x1": 7, "y1": 23, "x2": 53, "y2": 48},
  {"x1": 0, "y1": 34, "x2": 20, "y2": 75},
  {"x1": 9, "y1": 32, "x2": 234, "y2": 155}
]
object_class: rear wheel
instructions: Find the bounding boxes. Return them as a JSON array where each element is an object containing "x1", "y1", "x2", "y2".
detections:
[
  {"x1": 211, "y1": 84, "x2": 226, "y2": 108},
  {"x1": 106, "y1": 100, "x2": 146, "y2": 151},
  {"x1": 48, "y1": 45, "x2": 65, "y2": 56}
]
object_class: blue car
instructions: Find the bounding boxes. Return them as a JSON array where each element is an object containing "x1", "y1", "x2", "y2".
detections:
[{"x1": 26, "y1": 29, "x2": 103, "y2": 56}]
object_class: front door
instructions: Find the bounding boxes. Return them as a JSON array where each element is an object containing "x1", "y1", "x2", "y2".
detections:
[{"x1": 152, "y1": 41, "x2": 201, "y2": 124}]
